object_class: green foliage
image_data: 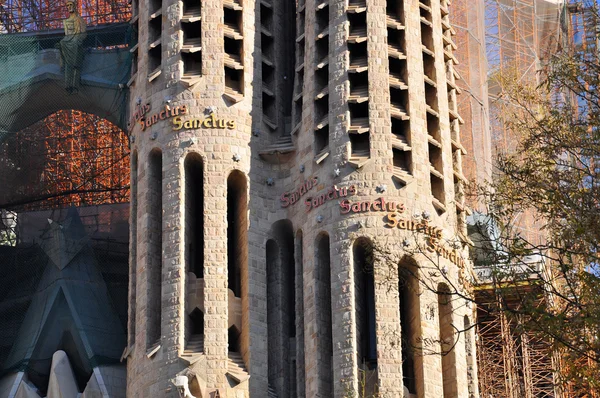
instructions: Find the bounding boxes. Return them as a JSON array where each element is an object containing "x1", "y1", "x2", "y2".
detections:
[{"x1": 475, "y1": 10, "x2": 600, "y2": 393}]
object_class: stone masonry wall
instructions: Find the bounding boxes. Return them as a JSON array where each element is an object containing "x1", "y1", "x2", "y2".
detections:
[{"x1": 126, "y1": 0, "x2": 478, "y2": 396}]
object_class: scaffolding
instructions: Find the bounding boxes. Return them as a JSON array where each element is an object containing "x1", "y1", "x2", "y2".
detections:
[
  {"x1": 475, "y1": 285, "x2": 555, "y2": 398},
  {"x1": 451, "y1": 0, "x2": 492, "y2": 212},
  {"x1": 448, "y1": 0, "x2": 597, "y2": 396},
  {"x1": 0, "y1": 0, "x2": 130, "y2": 33},
  {"x1": 485, "y1": 0, "x2": 563, "y2": 153},
  {"x1": 0, "y1": 110, "x2": 130, "y2": 212},
  {"x1": 0, "y1": 0, "x2": 131, "y2": 245}
]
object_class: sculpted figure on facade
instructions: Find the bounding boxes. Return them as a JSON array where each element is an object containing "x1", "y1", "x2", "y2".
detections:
[
  {"x1": 172, "y1": 376, "x2": 197, "y2": 398},
  {"x1": 58, "y1": 0, "x2": 87, "y2": 93}
]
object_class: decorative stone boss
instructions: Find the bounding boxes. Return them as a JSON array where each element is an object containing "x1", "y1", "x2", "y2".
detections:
[{"x1": 56, "y1": 0, "x2": 87, "y2": 93}]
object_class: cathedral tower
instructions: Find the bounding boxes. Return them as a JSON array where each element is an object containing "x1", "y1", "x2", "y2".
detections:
[{"x1": 126, "y1": 0, "x2": 477, "y2": 396}]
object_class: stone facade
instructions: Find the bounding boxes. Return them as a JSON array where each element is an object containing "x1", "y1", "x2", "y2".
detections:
[{"x1": 126, "y1": 0, "x2": 478, "y2": 397}]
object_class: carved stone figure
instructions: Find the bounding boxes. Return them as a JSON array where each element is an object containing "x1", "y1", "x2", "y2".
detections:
[
  {"x1": 172, "y1": 376, "x2": 196, "y2": 398},
  {"x1": 58, "y1": 0, "x2": 87, "y2": 93}
]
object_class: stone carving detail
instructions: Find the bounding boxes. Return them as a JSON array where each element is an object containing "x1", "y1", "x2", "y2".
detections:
[
  {"x1": 172, "y1": 376, "x2": 196, "y2": 398},
  {"x1": 58, "y1": 0, "x2": 87, "y2": 93}
]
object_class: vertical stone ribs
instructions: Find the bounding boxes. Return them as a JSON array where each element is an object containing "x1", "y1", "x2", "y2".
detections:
[
  {"x1": 258, "y1": 0, "x2": 298, "y2": 162},
  {"x1": 148, "y1": 0, "x2": 163, "y2": 82},
  {"x1": 314, "y1": 0, "x2": 330, "y2": 164},
  {"x1": 129, "y1": 0, "x2": 139, "y2": 87},
  {"x1": 346, "y1": 0, "x2": 369, "y2": 168},
  {"x1": 386, "y1": 0, "x2": 412, "y2": 185},
  {"x1": 224, "y1": 0, "x2": 244, "y2": 102},
  {"x1": 146, "y1": 149, "x2": 163, "y2": 353},
  {"x1": 420, "y1": 0, "x2": 446, "y2": 213},
  {"x1": 291, "y1": 0, "x2": 305, "y2": 135},
  {"x1": 181, "y1": 0, "x2": 202, "y2": 81},
  {"x1": 261, "y1": 0, "x2": 277, "y2": 129},
  {"x1": 128, "y1": 152, "x2": 138, "y2": 348},
  {"x1": 440, "y1": 0, "x2": 468, "y2": 233}
]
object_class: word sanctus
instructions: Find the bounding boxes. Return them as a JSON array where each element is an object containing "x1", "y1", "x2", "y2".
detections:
[
  {"x1": 385, "y1": 213, "x2": 442, "y2": 238},
  {"x1": 305, "y1": 185, "x2": 357, "y2": 212},
  {"x1": 140, "y1": 105, "x2": 188, "y2": 131},
  {"x1": 340, "y1": 197, "x2": 406, "y2": 214},
  {"x1": 385, "y1": 213, "x2": 466, "y2": 268},
  {"x1": 426, "y1": 237, "x2": 467, "y2": 269},
  {"x1": 127, "y1": 103, "x2": 151, "y2": 130},
  {"x1": 173, "y1": 114, "x2": 236, "y2": 131},
  {"x1": 280, "y1": 176, "x2": 319, "y2": 208}
]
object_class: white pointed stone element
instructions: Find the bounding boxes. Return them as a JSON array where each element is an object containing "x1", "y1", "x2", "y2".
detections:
[
  {"x1": 15, "y1": 379, "x2": 40, "y2": 398},
  {"x1": 82, "y1": 372, "x2": 103, "y2": 398},
  {"x1": 47, "y1": 351, "x2": 79, "y2": 398}
]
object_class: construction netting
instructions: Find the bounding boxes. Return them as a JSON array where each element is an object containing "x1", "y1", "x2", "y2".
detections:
[
  {"x1": 0, "y1": 2, "x2": 132, "y2": 394},
  {"x1": 0, "y1": 21, "x2": 134, "y2": 136},
  {"x1": 0, "y1": 205, "x2": 129, "y2": 393},
  {"x1": 0, "y1": 0, "x2": 132, "y2": 220},
  {"x1": 0, "y1": 1, "x2": 130, "y2": 33}
]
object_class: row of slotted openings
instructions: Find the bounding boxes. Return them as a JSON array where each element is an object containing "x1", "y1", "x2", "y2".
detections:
[
  {"x1": 146, "y1": 149, "x2": 162, "y2": 349},
  {"x1": 316, "y1": 3, "x2": 329, "y2": 39},
  {"x1": 293, "y1": 69, "x2": 304, "y2": 131},
  {"x1": 224, "y1": 6, "x2": 244, "y2": 98},
  {"x1": 419, "y1": 0, "x2": 433, "y2": 24},
  {"x1": 148, "y1": 12, "x2": 162, "y2": 79},
  {"x1": 181, "y1": 0, "x2": 202, "y2": 78},
  {"x1": 348, "y1": 9, "x2": 369, "y2": 165},
  {"x1": 420, "y1": 0, "x2": 435, "y2": 53},
  {"x1": 130, "y1": 0, "x2": 140, "y2": 79},
  {"x1": 314, "y1": 1, "x2": 329, "y2": 160},
  {"x1": 294, "y1": 6, "x2": 306, "y2": 132},
  {"x1": 391, "y1": 93, "x2": 411, "y2": 182},
  {"x1": 387, "y1": 0, "x2": 410, "y2": 182},
  {"x1": 184, "y1": 154, "x2": 205, "y2": 353},
  {"x1": 420, "y1": 0, "x2": 444, "y2": 211},
  {"x1": 388, "y1": 29, "x2": 406, "y2": 60},
  {"x1": 440, "y1": 0, "x2": 466, "y2": 230},
  {"x1": 150, "y1": 0, "x2": 161, "y2": 16},
  {"x1": 180, "y1": 158, "x2": 249, "y2": 356},
  {"x1": 386, "y1": 0, "x2": 404, "y2": 23},
  {"x1": 266, "y1": 221, "x2": 298, "y2": 398},
  {"x1": 261, "y1": 0, "x2": 275, "y2": 128},
  {"x1": 314, "y1": 97, "x2": 329, "y2": 156},
  {"x1": 130, "y1": 16, "x2": 139, "y2": 78}
]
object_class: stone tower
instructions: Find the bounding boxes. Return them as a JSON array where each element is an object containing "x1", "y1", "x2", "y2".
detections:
[{"x1": 125, "y1": 0, "x2": 478, "y2": 397}]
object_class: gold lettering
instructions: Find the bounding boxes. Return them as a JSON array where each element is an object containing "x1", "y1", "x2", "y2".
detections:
[
  {"x1": 227, "y1": 120, "x2": 236, "y2": 129},
  {"x1": 172, "y1": 116, "x2": 183, "y2": 130},
  {"x1": 398, "y1": 219, "x2": 407, "y2": 230},
  {"x1": 426, "y1": 237, "x2": 437, "y2": 253},
  {"x1": 184, "y1": 119, "x2": 194, "y2": 129},
  {"x1": 386, "y1": 212, "x2": 398, "y2": 228}
]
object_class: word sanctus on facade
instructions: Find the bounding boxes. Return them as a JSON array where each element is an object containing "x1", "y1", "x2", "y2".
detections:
[{"x1": 125, "y1": 0, "x2": 477, "y2": 396}]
